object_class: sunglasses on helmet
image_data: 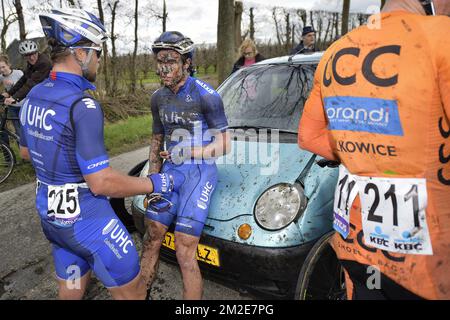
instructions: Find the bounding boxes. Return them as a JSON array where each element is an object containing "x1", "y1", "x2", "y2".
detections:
[{"x1": 70, "y1": 46, "x2": 103, "y2": 58}]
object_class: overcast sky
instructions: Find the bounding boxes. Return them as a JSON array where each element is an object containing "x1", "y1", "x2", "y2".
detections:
[{"x1": 7, "y1": 0, "x2": 383, "y2": 53}]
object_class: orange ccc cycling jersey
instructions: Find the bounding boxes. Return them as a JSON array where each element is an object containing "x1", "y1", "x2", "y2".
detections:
[{"x1": 299, "y1": 11, "x2": 450, "y2": 299}]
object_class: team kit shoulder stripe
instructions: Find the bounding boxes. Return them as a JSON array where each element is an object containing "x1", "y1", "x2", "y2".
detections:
[
  {"x1": 82, "y1": 98, "x2": 97, "y2": 109},
  {"x1": 195, "y1": 79, "x2": 216, "y2": 95}
]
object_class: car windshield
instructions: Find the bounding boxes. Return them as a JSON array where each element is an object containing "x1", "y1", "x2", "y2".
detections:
[{"x1": 219, "y1": 63, "x2": 316, "y2": 133}]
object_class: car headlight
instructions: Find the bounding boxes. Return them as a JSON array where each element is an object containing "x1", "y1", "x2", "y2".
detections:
[{"x1": 254, "y1": 183, "x2": 307, "y2": 231}]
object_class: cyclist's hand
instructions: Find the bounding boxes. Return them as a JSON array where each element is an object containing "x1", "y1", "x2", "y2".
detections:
[
  {"x1": 1, "y1": 92, "x2": 10, "y2": 98},
  {"x1": 148, "y1": 171, "x2": 185, "y2": 194},
  {"x1": 4, "y1": 97, "x2": 16, "y2": 105},
  {"x1": 159, "y1": 150, "x2": 170, "y2": 160}
]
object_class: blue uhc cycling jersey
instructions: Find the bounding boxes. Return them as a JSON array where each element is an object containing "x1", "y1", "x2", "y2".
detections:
[
  {"x1": 19, "y1": 72, "x2": 140, "y2": 287},
  {"x1": 147, "y1": 77, "x2": 228, "y2": 237},
  {"x1": 19, "y1": 72, "x2": 109, "y2": 184},
  {"x1": 151, "y1": 76, "x2": 229, "y2": 149}
]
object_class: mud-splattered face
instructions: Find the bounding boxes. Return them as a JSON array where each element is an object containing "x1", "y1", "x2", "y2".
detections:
[{"x1": 156, "y1": 49, "x2": 189, "y2": 90}]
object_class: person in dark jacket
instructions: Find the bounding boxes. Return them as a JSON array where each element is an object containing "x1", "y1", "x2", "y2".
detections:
[
  {"x1": 2, "y1": 40, "x2": 52, "y2": 105},
  {"x1": 291, "y1": 26, "x2": 317, "y2": 55},
  {"x1": 231, "y1": 39, "x2": 265, "y2": 74}
]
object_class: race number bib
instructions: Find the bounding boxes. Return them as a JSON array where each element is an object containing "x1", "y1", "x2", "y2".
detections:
[
  {"x1": 357, "y1": 176, "x2": 432, "y2": 255},
  {"x1": 333, "y1": 165, "x2": 358, "y2": 238},
  {"x1": 47, "y1": 184, "x2": 81, "y2": 225}
]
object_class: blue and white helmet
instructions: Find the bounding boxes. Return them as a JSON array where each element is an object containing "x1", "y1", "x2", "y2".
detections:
[
  {"x1": 152, "y1": 31, "x2": 195, "y2": 59},
  {"x1": 39, "y1": 8, "x2": 108, "y2": 46}
]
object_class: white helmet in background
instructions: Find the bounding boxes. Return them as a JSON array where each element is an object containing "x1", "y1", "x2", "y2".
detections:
[{"x1": 18, "y1": 40, "x2": 38, "y2": 55}]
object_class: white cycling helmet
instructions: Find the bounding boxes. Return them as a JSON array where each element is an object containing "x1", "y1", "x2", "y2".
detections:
[
  {"x1": 39, "y1": 7, "x2": 108, "y2": 47},
  {"x1": 18, "y1": 40, "x2": 38, "y2": 55}
]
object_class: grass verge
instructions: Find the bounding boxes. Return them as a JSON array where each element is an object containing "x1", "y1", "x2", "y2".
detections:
[{"x1": 0, "y1": 115, "x2": 152, "y2": 193}]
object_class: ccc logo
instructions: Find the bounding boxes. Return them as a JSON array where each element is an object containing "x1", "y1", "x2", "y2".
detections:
[
  {"x1": 438, "y1": 117, "x2": 450, "y2": 185},
  {"x1": 323, "y1": 45, "x2": 401, "y2": 87}
]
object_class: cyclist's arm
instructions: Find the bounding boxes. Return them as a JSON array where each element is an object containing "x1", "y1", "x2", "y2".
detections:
[
  {"x1": 192, "y1": 131, "x2": 231, "y2": 159},
  {"x1": 19, "y1": 147, "x2": 30, "y2": 161},
  {"x1": 7, "y1": 74, "x2": 26, "y2": 98},
  {"x1": 298, "y1": 63, "x2": 337, "y2": 161},
  {"x1": 192, "y1": 92, "x2": 231, "y2": 159},
  {"x1": 72, "y1": 98, "x2": 153, "y2": 197},
  {"x1": 148, "y1": 94, "x2": 164, "y2": 174}
]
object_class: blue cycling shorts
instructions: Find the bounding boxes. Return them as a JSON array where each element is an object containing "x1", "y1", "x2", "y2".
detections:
[
  {"x1": 36, "y1": 182, "x2": 140, "y2": 288},
  {"x1": 145, "y1": 161, "x2": 218, "y2": 237}
]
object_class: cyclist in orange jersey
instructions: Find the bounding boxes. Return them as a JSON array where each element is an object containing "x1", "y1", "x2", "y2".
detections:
[{"x1": 298, "y1": 0, "x2": 450, "y2": 299}]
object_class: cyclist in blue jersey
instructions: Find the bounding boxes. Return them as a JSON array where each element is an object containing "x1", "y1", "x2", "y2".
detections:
[
  {"x1": 141, "y1": 31, "x2": 231, "y2": 299},
  {"x1": 18, "y1": 8, "x2": 183, "y2": 300}
]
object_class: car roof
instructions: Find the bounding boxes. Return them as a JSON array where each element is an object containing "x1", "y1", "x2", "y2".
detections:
[{"x1": 254, "y1": 51, "x2": 324, "y2": 66}]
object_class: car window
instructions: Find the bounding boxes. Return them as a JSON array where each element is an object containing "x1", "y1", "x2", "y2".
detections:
[{"x1": 219, "y1": 63, "x2": 316, "y2": 133}]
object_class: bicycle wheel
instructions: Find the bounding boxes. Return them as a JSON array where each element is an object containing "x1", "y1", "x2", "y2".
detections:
[
  {"x1": 295, "y1": 231, "x2": 347, "y2": 300},
  {"x1": 0, "y1": 143, "x2": 14, "y2": 183}
]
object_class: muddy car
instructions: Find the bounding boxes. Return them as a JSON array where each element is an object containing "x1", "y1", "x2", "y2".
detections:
[{"x1": 114, "y1": 52, "x2": 342, "y2": 299}]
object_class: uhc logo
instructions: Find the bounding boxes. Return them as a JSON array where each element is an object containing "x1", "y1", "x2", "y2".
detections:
[{"x1": 324, "y1": 96, "x2": 404, "y2": 136}]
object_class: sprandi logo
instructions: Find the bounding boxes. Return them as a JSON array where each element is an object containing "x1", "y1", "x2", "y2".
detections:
[
  {"x1": 324, "y1": 96, "x2": 404, "y2": 136},
  {"x1": 169, "y1": 127, "x2": 280, "y2": 176}
]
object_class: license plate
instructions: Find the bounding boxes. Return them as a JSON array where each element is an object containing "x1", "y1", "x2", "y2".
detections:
[{"x1": 162, "y1": 232, "x2": 220, "y2": 267}]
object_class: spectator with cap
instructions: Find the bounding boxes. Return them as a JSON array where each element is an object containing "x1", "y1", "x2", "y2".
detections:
[
  {"x1": 291, "y1": 26, "x2": 316, "y2": 54},
  {"x1": 1, "y1": 39, "x2": 52, "y2": 106}
]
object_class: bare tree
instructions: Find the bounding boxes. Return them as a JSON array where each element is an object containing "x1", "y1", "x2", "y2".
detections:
[
  {"x1": 149, "y1": 0, "x2": 168, "y2": 33},
  {"x1": 107, "y1": 0, "x2": 120, "y2": 94},
  {"x1": 1, "y1": 0, "x2": 17, "y2": 52},
  {"x1": 297, "y1": 9, "x2": 307, "y2": 27},
  {"x1": 130, "y1": 0, "x2": 138, "y2": 93},
  {"x1": 334, "y1": 12, "x2": 339, "y2": 39},
  {"x1": 341, "y1": 0, "x2": 350, "y2": 35},
  {"x1": 234, "y1": 1, "x2": 243, "y2": 50},
  {"x1": 97, "y1": 0, "x2": 110, "y2": 93},
  {"x1": 272, "y1": 7, "x2": 282, "y2": 46},
  {"x1": 13, "y1": 0, "x2": 25, "y2": 40},
  {"x1": 217, "y1": 0, "x2": 235, "y2": 85},
  {"x1": 249, "y1": 7, "x2": 255, "y2": 41},
  {"x1": 283, "y1": 9, "x2": 291, "y2": 54}
]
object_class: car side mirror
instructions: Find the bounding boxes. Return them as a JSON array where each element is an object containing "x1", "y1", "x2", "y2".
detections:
[{"x1": 316, "y1": 159, "x2": 340, "y2": 168}]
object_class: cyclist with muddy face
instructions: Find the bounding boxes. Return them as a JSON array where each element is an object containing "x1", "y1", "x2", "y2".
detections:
[
  {"x1": 298, "y1": 0, "x2": 450, "y2": 299},
  {"x1": 141, "y1": 31, "x2": 231, "y2": 300},
  {"x1": 19, "y1": 8, "x2": 183, "y2": 300}
]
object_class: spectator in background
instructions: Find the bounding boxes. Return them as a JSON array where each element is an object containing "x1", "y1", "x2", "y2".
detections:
[
  {"x1": 291, "y1": 26, "x2": 316, "y2": 54},
  {"x1": 0, "y1": 55, "x2": 24, "y2": 92},
  {"x1": 2, "y1": 39, "x2": 52, "y2": 106},
  {"x1": 0, "y1": 55, "x2": 24, "y2": 147},
  {"x1": 231, "y1": 39, "x2": 265, "y2": 74}
]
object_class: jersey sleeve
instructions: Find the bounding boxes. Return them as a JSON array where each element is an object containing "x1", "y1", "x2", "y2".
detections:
[
  {"x1": 200, "y1": 91, "x2": 229, "y2": 132},
  {"x1": 72, "y1": 97, "x2": 110, "y2": 175},
  {"x1": 151, "y1": 92, "x2": 164, "y2": 135},
  {"x1": 298, "y1": 57, "x2": 337, "y2": 160}
]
